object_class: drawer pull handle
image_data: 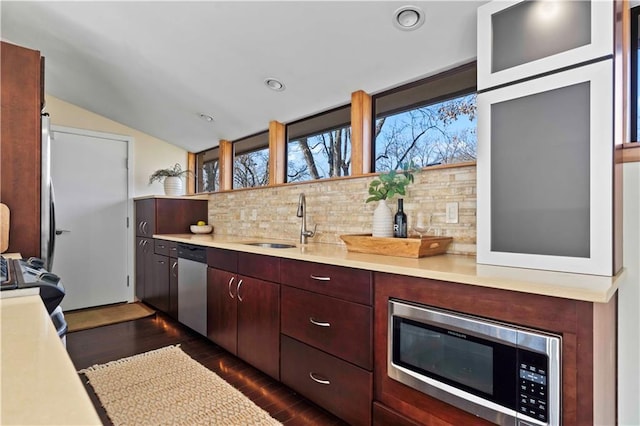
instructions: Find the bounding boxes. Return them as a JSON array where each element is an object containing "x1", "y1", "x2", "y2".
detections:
[
  {"x1": 309, "y1": 317, "x2": 330, "y2": 327},
  {"x1": 157, "y1": 260, "x2": 165, "y2": 265},
  {"x1": 228, "y1": 277, "x2": 236, "y2": 299},
  {"x1": 158, "y1": 244, "x2": 165, "y2": 249},
  {"x1": 309, "y1": 372, "x2": 330, "y2": 385},
  {"x1": 310, "y1": 275, "x2": 331, "y2": 281}
]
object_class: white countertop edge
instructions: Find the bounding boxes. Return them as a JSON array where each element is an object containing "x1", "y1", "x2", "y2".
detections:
[{"x1": 154, "y1": 234, "x2": 621, "y2": 303}]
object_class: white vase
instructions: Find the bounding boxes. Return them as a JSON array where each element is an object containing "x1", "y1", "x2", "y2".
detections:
[
  {"x1": 163, "y1": 176, "x2": 183, "y2": 196},
  {"x1": 372, "y1": 199, "x2": 393, "y2": 237}
]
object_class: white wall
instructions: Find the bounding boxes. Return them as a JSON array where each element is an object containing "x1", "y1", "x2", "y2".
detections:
[
  {"x1": 44, "y1": 95, "x2": 188, "y2": 197},
  {"x1": 619, "y1": 161, "x2": 640, "y2": 426}
]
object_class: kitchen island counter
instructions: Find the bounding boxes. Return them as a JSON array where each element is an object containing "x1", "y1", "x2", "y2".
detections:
[
  {"x1": 155, "y1": 234, "x2": 622, "y2": 303},
  {"x1": 0, "y1": 294, "x2": 101, "y2": 425}
]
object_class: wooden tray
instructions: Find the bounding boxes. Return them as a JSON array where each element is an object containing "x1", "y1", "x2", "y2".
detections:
[{"x1": 340, "y1": 234, "x2": 453, "y2": 258}]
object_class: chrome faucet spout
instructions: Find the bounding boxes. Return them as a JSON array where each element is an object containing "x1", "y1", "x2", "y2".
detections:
[{"x1": 297, "y1": 193, "x2": 315, "y2": 244}]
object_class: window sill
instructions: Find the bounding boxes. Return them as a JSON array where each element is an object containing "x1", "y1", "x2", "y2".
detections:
[{"x1": 621, "y1": 142, "x2": 640, "y2": 163}]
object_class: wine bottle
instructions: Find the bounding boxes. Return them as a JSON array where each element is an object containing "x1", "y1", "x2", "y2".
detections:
[{"x1": 394, "y1": 198, "x2": 407, "y2": 238}]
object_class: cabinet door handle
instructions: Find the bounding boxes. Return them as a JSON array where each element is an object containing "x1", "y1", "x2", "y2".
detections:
[
  {"x1": 310, "y1": 275, "x2": 331, "y2": 281},
  {"x1": 171, "y1": 261, "x2": 178, "y2": 276},
  {"x1": 142, "y1": 221, "x2": 149, "y2": 235},
  {"x1": 228, "y1": 276, "x2": 236, "y2": 299},
  {"x1": 309, "y1": 372, "x2": 330, "y2": 385},
  {"x1": 237, "y1": 279, "x2": 244, "y2": 302},
  {"x1": 309, "y1": 317, "x2": 330, "y2": 327},
  {"x1": 138, "y1": 221, "x2": 144, "y2": 234}
]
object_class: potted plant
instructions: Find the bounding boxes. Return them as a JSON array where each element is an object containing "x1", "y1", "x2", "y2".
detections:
[
  {"x1": 148, "y1": 163, "x2": 193, "y2": 196},
  {"x1": 366, "y1": 163, "x2": 415, "y2": 237}
]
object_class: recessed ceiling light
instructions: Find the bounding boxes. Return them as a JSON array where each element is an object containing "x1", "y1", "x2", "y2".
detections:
[
  {"x1": 264, "y1": 78, "x2": 285, "y2": 92},
  {"x1": 393, "y1": 6, "x2": 425, "y2": 31},
  {"x1": 198, "y1": 113, "x2": 214, "y2": 122}
]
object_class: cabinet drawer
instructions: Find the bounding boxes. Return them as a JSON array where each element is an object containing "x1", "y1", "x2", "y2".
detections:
[
  {"x1": 281, "y1": 286, "x2": 372, "y2": 370},
  {"x1": 154, "y1": 239, "x2": 170, "y2": 256},
  {"x1": 281, "y1": 335, "x2": 372, "y2": 426},
  {"x1": 280, "y1": 258, "x2": 372, "y2": 305},
  {"x1": 238, "y1": 252, "x2": 280, "y2": 283},
  {"x1": 207, "y1": 247, "x2": 238, "y2": 272}
]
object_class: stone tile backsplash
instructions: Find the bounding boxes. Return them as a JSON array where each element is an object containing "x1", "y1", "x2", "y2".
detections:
[{"x1": 207, "y1": 164, "x2": 476, "y2": 255}]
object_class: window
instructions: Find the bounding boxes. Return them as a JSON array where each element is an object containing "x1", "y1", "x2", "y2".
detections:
[
  {"x1": 631, "y1": 5, "x2": 639, "y2": 141},
  {"x1": 373, "y1": 63, "x2": 477, "y2": 172},
  {"x1": 196, "y1": 148, "x2": 219, "y2": 192},
  {"x1": 286, "y1": 105, "x2": 351, "y2": 182},
  {"x1": 233, "y1": 132, "x2": 269, "y2": 188}
]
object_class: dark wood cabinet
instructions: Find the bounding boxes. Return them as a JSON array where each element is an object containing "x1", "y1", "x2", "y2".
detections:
[
  {"x1": 135, "y1": 237, "x2": 153, "y2": 301},
  {"x1": 148, "y1": 253, "x2": 170, "y2": 312},
  {"x1": 280, "y1": 259, "x2": 373, "y2": 426},
  {"x1": 207, "y1": 249, "x2": 280, "y2": 380},
  {"x1": 207, "y1": 267, "x2": 238, "y2": 354},
  {"x1": 145, "y1": 239, "x2": 179, "y2": 317},
  {"x1": 237, "y1": 275, "x2": 280, "y2": 380},
  {"x1": 134, "y1": 198, "x2": 206, "y2": 307},
  {"x1": 0, "y1": 41, "x2": 44, "y2": 258},
  {"x1": 373, "y1": 272, "x2": 616, "y2": 426},
  {"x1": 134, "y1": 198, "x2": 207, "y2": 237},
  {"x1": 281, "y1": 335, "x2": 372, "y2": 426}
]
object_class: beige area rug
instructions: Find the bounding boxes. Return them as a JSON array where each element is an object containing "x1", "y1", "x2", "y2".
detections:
[
  {"x1": 79, "y1": 345, "x2": 282, "y2": 426},
  {"x1": 66, "y1": 302, "x2": 156, "y2": 332}
]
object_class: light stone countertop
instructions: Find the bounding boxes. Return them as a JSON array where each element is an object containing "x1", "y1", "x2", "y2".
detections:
[
  {"x1": 0, "y1": 295, "x2": 101, "y2": 425},
  {"x1": 155, "y1": 233, "x2": 623, "y2": 303}
]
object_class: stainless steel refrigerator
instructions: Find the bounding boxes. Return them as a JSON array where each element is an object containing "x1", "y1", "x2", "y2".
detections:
[{"x1": 41, "y1": 113, "x2": 56, "y2": 271}]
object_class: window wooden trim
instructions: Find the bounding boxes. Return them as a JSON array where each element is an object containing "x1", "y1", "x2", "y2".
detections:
[
  {"x1": 269, "y1": 121, "x2": 286, "y2": 185},
  {"x1": 351, "y1": 90, "x2": 372, "y2": 175},
  {"x1": 219, "y1": 140, "x2": 233, "y2": 190}
]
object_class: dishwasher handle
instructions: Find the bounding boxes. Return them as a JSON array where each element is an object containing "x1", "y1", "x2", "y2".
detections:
[{"x1": 177, "y1": 243, "x2": 207, "y2": 263}]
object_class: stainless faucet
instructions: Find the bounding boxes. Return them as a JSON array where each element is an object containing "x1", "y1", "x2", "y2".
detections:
[{"x1": 296, "y1": 193, "x2": 316, "y2": 244}]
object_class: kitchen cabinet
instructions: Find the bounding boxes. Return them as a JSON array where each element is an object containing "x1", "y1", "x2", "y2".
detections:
[
  {"x1": 134, "y1": 198, "x2": 206, "y2": 305},
  {"x1": 373, "y1": 272, "x2": 616, "y2": 426},
  {"x1": 0, "y1": 42, "x2": 44, "y2": 258},
  {"x1": 279, "y1": 258, "x2": 373, "y2": 426},
  {"x1": 207, "y1": 249, "x2": 280, "y2": 380},
  {"x1": 140, "y1": 238, "x2": 178, "y2": 317},
  {"x1": 134, "y1": 237, "x2": 153, "y2": 301},
  {"x1": 476, "y1": 0, "x2": 623, "y2": 276},
  {"x1": 134, "y1": 198, "x2": 207, "y2": 237},
  {"x1": 148, "y1": 253, "x2": 170, "y2": 312},
  {"x1": 477, "y1": 0, "x2": 613, "y2": 91}
]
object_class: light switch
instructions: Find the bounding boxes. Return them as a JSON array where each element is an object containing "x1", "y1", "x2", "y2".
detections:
[{"x1": 446, "y1": 202, "x2": 458, "y2": 224}]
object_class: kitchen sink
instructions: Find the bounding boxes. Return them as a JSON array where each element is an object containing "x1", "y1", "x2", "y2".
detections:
[{"x1": 243, "y1": 242, "x2": 296, "y2": 249}]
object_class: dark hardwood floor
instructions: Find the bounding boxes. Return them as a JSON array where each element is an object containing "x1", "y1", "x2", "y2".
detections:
[{"x1": 66, "y1": 310, "x2": 349, "y2": 426}]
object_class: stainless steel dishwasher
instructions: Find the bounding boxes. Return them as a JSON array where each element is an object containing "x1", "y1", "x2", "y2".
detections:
[{"x1": 177, "y1": 243, "x2": 207, "y2": 336}]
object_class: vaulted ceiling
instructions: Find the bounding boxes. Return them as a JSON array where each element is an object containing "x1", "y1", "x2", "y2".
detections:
[{"x1": 1, "y1": 1, "x2": 486, "y2": 153}]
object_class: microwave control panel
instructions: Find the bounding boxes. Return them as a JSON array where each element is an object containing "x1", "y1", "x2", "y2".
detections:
[{"x1": 517, "y1": 350, "x2": 549, "y2": 423}]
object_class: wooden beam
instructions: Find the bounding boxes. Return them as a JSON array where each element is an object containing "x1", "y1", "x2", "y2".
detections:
[
  {"x1": 351, "y1": 90, "x2": 372, "y2": 175},
  {"x1": 219, "y1": 139, "x2": 234, "y2": 190},
  {"x1": 186, "y1": 152, "x2": 196, "y2": 194},
  {"x1": 269, "y1": 121, "x2": 286, "y2": 185}
]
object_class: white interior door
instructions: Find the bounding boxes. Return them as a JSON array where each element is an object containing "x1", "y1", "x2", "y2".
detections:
[{"x1": 51, "y1": 128, "x2": 130, "y2": 310}]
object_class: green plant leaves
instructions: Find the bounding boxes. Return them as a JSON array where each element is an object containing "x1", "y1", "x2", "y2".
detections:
[{"x1": 365, "y1": 163, "x2": 416, "y2": 203}]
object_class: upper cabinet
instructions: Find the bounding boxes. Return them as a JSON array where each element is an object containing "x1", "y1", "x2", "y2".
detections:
[
  {"x1": 477, "y1": 0, "x2": 614, "y2": 91},
  {"x1": 476, "y1": 0, "x2": 623, "y2": 276}
]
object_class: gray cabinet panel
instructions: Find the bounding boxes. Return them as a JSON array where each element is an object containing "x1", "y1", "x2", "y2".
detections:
[
  {"x1": 490, "y1": 82, "x2": 590, "y2": 257},
  {"x1": 492, "y1": 1, "x2": 591, "y2": 73}
]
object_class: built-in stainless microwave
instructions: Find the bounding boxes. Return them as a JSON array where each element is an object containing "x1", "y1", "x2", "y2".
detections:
[{"x1": 388, "y1": 300, "x2": 561, "y2": 426}]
